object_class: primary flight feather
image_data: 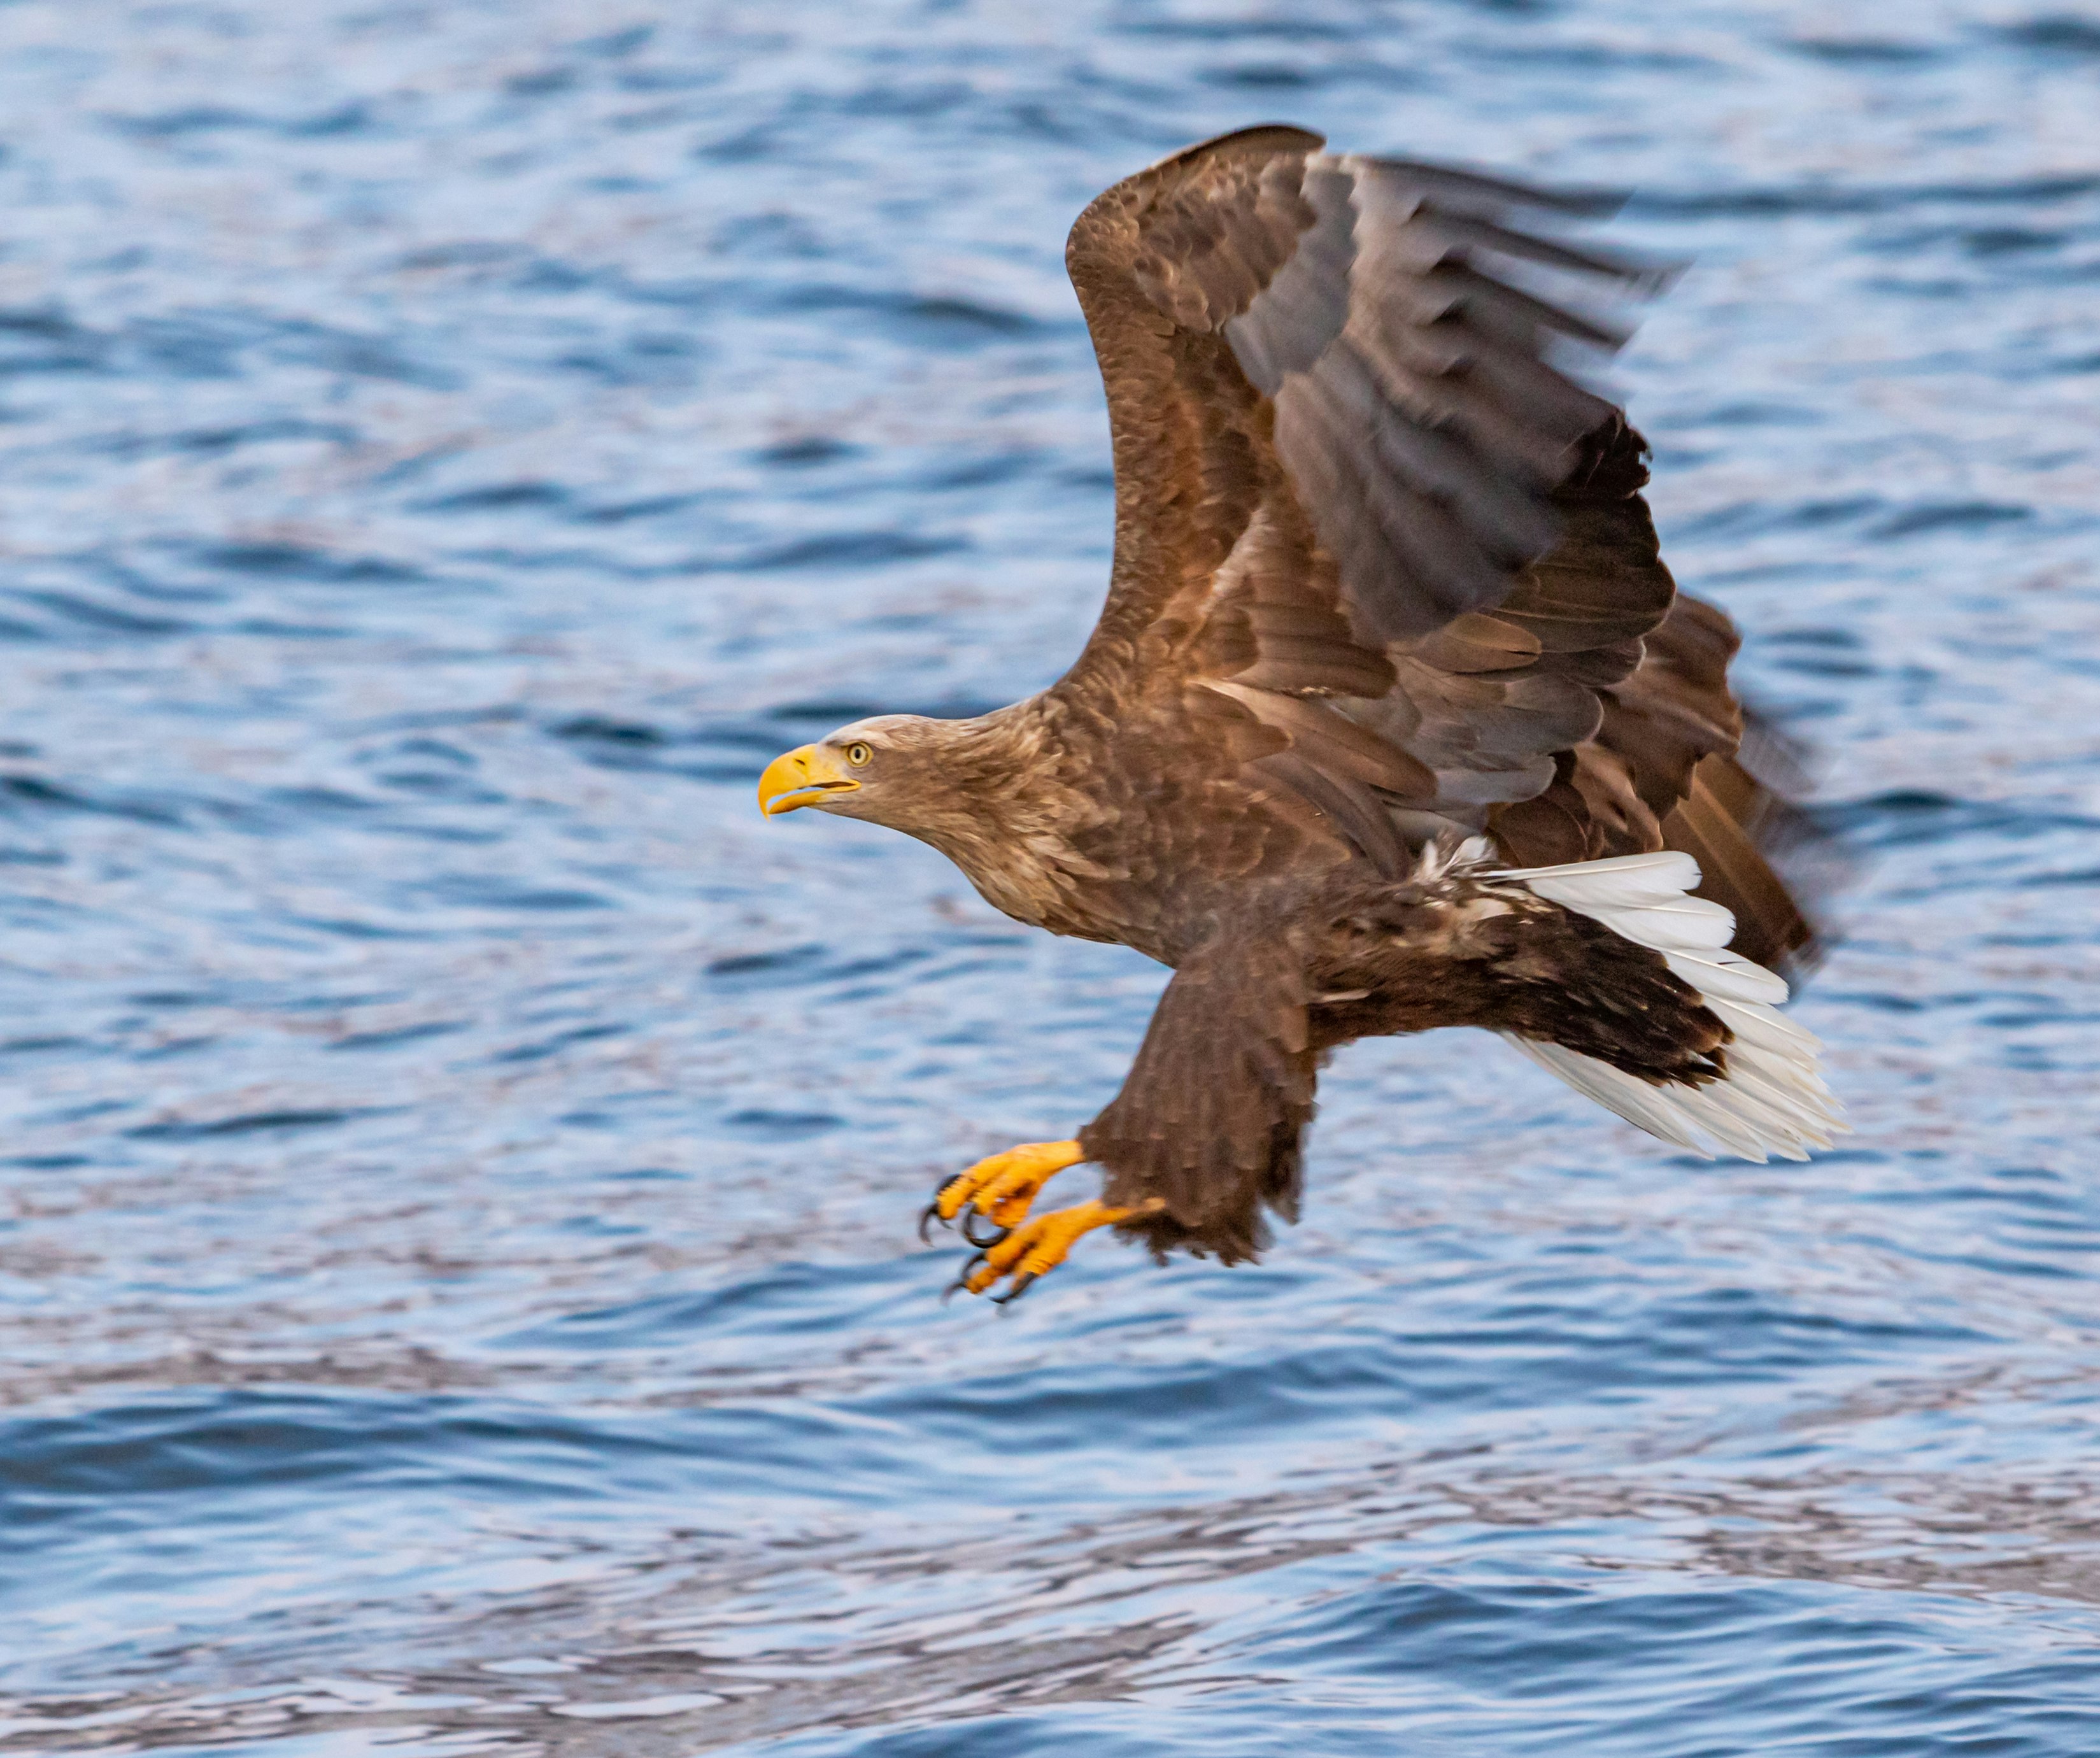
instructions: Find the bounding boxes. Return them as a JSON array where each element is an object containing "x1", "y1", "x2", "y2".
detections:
[{"x1": 757, "y1": 126, "x2": 1843, "y2": 1300}]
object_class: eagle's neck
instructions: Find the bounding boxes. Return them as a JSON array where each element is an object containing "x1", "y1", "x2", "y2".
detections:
[{"x1": 907, "y1": 700, "x2": 1111, "y2": 935}]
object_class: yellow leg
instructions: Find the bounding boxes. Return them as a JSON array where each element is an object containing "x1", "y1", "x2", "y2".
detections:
[
  {"x1": 952, "y1": 1197, "x2": 1163, "y2": 1303},
  {"x1": 920, "y1": 1140, "x2": 1083, "y2": 1243}
]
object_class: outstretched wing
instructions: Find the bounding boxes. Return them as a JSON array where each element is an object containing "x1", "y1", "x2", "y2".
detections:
[{"x1": 1057, "y1": 125, "x2": 1713, "y2": 871}]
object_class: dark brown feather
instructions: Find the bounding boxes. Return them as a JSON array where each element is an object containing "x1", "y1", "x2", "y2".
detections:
[
  {"x1": 1061, "y1": 130, "x2": 1682, "y2": 861},
  {"x1": 1081, "y1": 927, "x2": 1318, "y2": 1265}
]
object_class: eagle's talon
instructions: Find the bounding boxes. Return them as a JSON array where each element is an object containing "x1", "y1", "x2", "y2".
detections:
[
  {"x1": 960, "y1": 1209, "x2": 1009, "y2": 1250},
  {"x1": 930, "y1": 1139, "x2": 1085, "y2": 1238},
  {"x1": 948, "y1": 1197, "x2": 1155, "y2": 1301},
  {"x1": 940, "y1": 1256, "x2": 987, "y2": 1303}
]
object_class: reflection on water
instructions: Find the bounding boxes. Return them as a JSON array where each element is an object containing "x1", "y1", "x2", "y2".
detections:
[{"x1": 2, "y1": 1, "x2": 2099, "y2": 1752}]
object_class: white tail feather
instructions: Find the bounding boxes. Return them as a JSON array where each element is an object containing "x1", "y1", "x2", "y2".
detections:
[
  {"x1": 1488, "y1": 850, "x2": 1847, "y2": 1163},
  {"x1": 1577, "y1": 898, "x2": 1736, "y2": 951}
]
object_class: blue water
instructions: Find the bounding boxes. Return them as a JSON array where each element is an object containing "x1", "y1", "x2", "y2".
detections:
[{"x1": 1, "y1": 1, "x2": 2097, "y2": 1751}]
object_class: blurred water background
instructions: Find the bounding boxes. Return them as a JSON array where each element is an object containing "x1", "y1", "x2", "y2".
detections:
[{"x1": 1, "y1": 1, "x2": 2097, "y2": 1752}]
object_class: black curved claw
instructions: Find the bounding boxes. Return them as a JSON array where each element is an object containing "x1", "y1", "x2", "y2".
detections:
[
  {"x1": 919, "y1": 1175, "x2": 969, "y2": 1244},
  {"x1": 959, "y1": 1207, "x2": 1010, "y2": 1250},
  {"x1": 941, "y1": 1251, "x2": 989, "y2": 1303},
  {"x1": 991, "y1": 1272, "x2": 1038, "y2": 1307}
]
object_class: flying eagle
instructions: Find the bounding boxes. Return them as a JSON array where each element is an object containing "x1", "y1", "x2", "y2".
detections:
[{"x1": 758, "y1": 126, "x2": 1844, "y2": 1300}]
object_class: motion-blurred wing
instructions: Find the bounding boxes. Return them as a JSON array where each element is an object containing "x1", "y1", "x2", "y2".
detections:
[{"x1": 1059, "y1": 125, "x2": 1688, "y2": 865}]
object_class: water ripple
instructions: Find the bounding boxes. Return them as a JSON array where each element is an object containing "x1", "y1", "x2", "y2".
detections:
[{"x1": 0, "y1": 0, "x2": 2094, "y2": 1752}]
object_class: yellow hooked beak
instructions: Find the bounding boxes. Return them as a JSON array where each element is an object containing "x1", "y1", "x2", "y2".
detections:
[{"x1": 758, "y1": 744, "x2": 861, "y2": 817}]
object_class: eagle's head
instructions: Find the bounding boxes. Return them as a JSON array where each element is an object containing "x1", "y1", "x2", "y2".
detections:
[
  {"x1": 757, "y1": 714, "x2": 985, "y2": 837},
  {"x1": 758, "y1": 705, "x2": 1072, "y2": 932}
]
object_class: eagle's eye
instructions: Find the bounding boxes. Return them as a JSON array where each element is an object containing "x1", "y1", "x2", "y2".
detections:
[{"x1": 844, "y1": 741, "x2": 873, "y2": 767}]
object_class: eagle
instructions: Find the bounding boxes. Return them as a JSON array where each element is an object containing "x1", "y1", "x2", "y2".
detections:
[{"x1": 757, "y1": 126, "x2": 1845, "y2": 1301}]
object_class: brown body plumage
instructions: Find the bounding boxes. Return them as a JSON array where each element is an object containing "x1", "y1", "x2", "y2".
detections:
[{"x1": 759, "y1": 127, "x2": 1841, "y2": 1294}]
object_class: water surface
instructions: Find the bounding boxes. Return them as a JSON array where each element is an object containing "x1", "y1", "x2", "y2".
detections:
[{"x1": 2, "y1": 1, "x2": 2099, "y2": 1752}]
